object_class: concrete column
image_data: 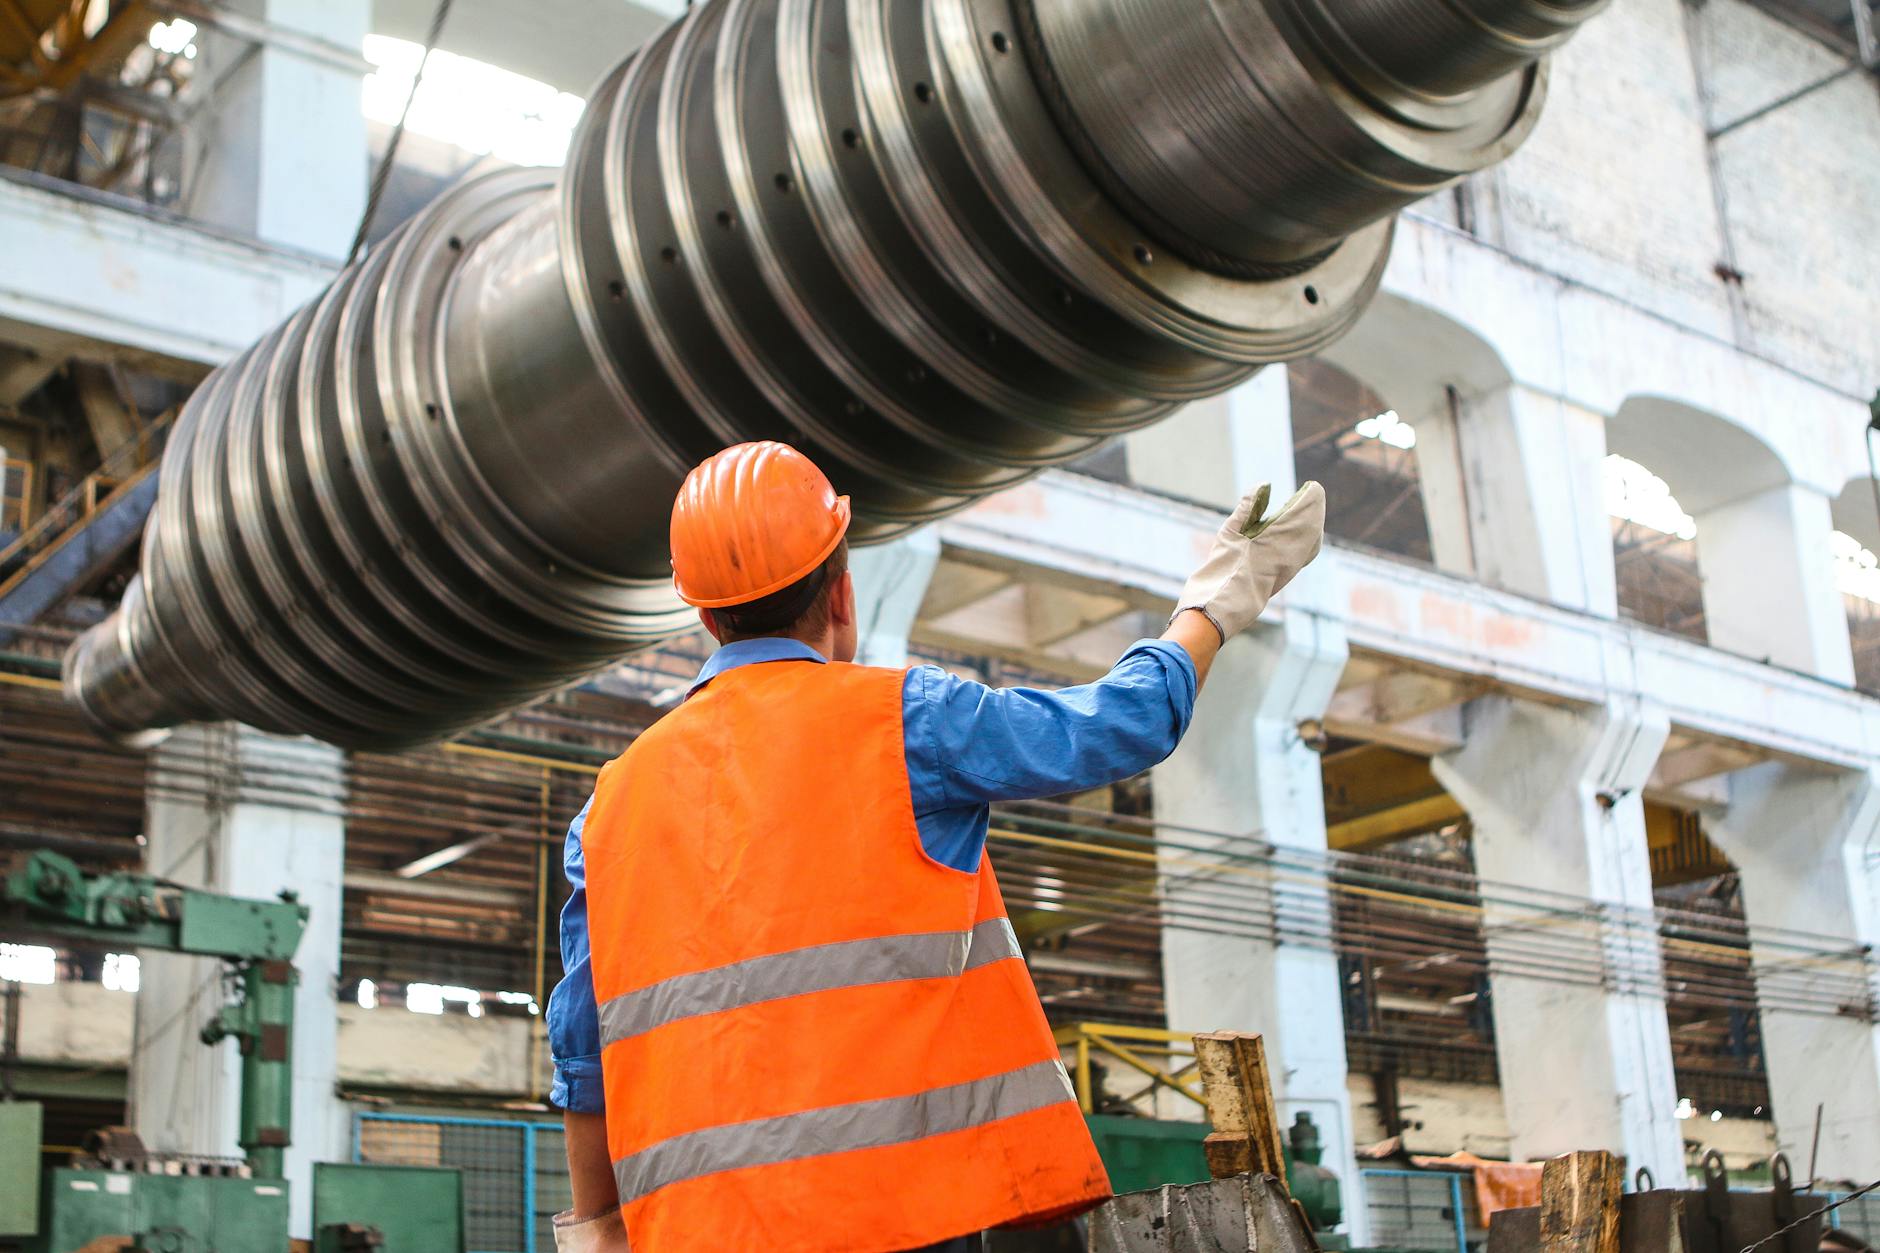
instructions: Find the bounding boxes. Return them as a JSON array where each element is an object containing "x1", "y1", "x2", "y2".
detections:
[
  {"x1": 134, "y1": 724, "x2": 346, "y2": 1239},
  {"x1": 1706, "y1": 763, "x2": 1880, "y2": 1180},
  {"x1": 1404, "y1": 394, "x2": 1477, "y2": 579},
  {"x1": 1439, "y1": 384, "x2": 1617, "y2": 616},
  {"x1": 1431, "y1": 696, "x2": 1685, "y2": 1180},
  {"x1": 1125, "y1": 366, "x2": 1295, "y2": 509},
  {"x1": 1154, "y1": 609, "x2": 1368, "y2": 1242},
  {"x1": 188, "y1": 0, "x2": 369, "y2": 258},
  {"x1": 1694, "y1": 483, "x2": 1855, "y2": 684},
  {"x1": 848, "y1": 528, "x2": 941, "y2": 667}
]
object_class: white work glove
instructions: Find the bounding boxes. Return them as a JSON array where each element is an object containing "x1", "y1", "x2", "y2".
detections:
[
  {"x1": 552, "y1": 1209, "x2": 628, "y2": 1253},
  {"x1": 1173, "y1": 481, "x2": 1326, "y2": 643}
]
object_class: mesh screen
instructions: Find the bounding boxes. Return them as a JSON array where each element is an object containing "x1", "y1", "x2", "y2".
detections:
[
  {"x1": 1364, "y1": 1171, "x2": 1463, "y2": 1252},
  {"x1": 358, "y1": 1116, "x2": 542, "y2": 1253},
  {"x1": 1836, "y1": 1192, "x2": 1880, "y2": 1245}
]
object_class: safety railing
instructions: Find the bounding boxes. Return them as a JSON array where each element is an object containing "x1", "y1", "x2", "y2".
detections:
[
  {"x1": 1831, "y1": 1189, "x2": 1880, "y2": 1245},
  {"x1": 1362, "y1": 1168, "x2": 1470, "y2": 1253},
  {"x1": 1053, "y1": 1022, "x2": 1206, "y2": 1116},
  {"x1": 0, "y1": 412, "x2": 171, "y2": 597},
  {"x1": 353, "y1": 1111, "x2": 565, "y2": 1253}
]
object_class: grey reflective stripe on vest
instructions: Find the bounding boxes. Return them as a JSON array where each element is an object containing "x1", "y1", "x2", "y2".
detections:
[
  {"x1": 611, "y1": 1058, "x2": 1076, "y2": 1204},
  {"x1": 598, "y1": 917, "x2": 1021, "y2": 1047}
]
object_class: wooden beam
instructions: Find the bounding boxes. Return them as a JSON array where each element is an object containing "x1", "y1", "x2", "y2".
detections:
[
  {"x1": 1193, "y1": 1032, "x2": 1287, "y2": 1184},
  {"x1": 1539, "y1": 1150, "x2": 1624, "y2": 1253},
  {"x1": 1326, "y1": 793, "x2": 1466, "y2": 851}
]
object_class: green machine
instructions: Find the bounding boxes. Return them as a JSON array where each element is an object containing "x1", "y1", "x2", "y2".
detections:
[
  {"x1": 2, "y1": 850, "x2": 464, "y2": 1253},
  {"x1": 1084, "y1": 1111, "x2": 1346, "y2": 1242}
]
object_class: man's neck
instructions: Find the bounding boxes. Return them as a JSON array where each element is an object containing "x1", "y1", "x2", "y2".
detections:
[{"x1": 720, "y1": 629, "x2": 836, "y2": 660}]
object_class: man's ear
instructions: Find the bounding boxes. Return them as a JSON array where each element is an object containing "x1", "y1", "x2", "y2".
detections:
[
  {"x1": 829, "y1": 570, "x2": 857, "y2": 627},
  {"x1": 699, "y1": 607, "x2": 725, "y2": 642}
]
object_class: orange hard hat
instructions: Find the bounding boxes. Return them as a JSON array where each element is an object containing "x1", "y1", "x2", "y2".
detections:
[{"x1": 670, "y1": 442, "x2": 852, "y2": 608}]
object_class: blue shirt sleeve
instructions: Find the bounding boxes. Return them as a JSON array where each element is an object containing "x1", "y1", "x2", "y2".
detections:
[
  {"x1": 902, "y1": 639, "x2": 1198, "y2": 871},
  {"x1": 547, "y1": 795, "x2": 605, "y2": 1113}
]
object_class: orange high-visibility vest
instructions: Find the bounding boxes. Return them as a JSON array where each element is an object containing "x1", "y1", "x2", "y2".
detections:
[{"x1": 583, "y1": 659, "x2": 1111, "y2": 1252}]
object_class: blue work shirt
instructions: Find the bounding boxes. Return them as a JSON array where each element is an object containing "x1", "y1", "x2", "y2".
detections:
[{"x1": 547, "y1": 636, "x2": 1199, "y2": 1113}]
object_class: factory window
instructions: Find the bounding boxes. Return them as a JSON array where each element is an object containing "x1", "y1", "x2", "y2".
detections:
[
  {"x1": 0, "y1": 942, "x2": 57, "y2": 984},
  {"x1": 1834, "y1": 529, "x2": 1880, "y2": 694},
  {"x1": 1289, "y1": 358, "x2": 1435, "y2": 564},
  {"x1": 101, "y1": 952, "x2": 140, "y2": 992},
  {"x1": 363, "y1": 36, "x2": 586, "y2": 169},
  {"x1": 1606, "y1": 454, "x2": 1708, "y2": 644},
  {"x1": 1, "y1": 458, "x2": 30, "y2": 535}
]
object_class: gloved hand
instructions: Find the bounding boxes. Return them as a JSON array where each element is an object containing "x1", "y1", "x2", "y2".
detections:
[
  {"x1": 1173, "y1": 481, "x2": 1326, "y2": 643},
  {"x1": 552, "y1": 1209, "x2": 629, "y2": 1253}
]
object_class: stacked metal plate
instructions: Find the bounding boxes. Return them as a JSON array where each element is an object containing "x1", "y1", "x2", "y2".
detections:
[{"x1": 66, "y1": 0, "x2": 1603, "y2": 749}]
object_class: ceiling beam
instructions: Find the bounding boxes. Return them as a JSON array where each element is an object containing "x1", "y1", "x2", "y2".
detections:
[
  {"x1": 1326, "y1": 794, "x2": 1466, "y2": 851},
  {"x1": 1324, "y1": 666, "x2": 1478, "y2": 754},
  {"x1": 1024, "y1": 584, "x2": 1130, "y2": 649}
]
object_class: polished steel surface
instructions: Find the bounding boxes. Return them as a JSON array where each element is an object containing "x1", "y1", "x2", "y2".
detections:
[
  {"x1": 67, "y1": 0, "x2": 1595, "y2": 749},
  {"x1": 1021, "y1": 0, "x2": 1603, "y2": 271}
]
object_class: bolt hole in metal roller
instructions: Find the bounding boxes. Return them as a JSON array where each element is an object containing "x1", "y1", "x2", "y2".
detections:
[{"x1": 64, "y1": 0, "x2": 1603, "y2": 751}]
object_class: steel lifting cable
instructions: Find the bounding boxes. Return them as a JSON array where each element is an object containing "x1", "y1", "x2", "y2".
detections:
[
  {"x1": 993, "y1": 823, "x2": 1862, "y2": 985},
  {"x1": 3, "y1": 699, "x2": 1869, "y2": 1022},
  {"x1": 987, "y1": 835, "x2": 1868, "y2": 1017},
  {"x1": 1738, "y1": 1178, "x2": 1880, "y2": 1253},
  {"x1": 346, "y1": 0, "x2": 457, "y2": 267}
]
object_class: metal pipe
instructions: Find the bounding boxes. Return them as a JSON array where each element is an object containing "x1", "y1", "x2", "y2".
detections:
[{"x1": 67, "y1": 0, "x2": 1598, "y2": 750}]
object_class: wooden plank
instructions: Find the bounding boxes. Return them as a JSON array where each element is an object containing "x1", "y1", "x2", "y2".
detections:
[
  {"x1": 1540, "y1": 1151, "x2": 1625, "y2": 1253},
  {"x1": 1192, "y1": 1032, "x2": 1287, "y2": 1184}
]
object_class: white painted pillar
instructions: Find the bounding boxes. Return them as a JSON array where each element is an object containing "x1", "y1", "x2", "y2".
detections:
[
  {"x1": 1402, "y1": 398, "x2": 1477, "y2": 580},
  {"x1": 1444, "y1": 384, "x2": 1618, "y2": 616},
  {"x1": 134, "y1": 724, "x2": 347, "y2": 1239},
  {"x1": 1134, "y1": 364, "x2": 1365, "y2": 1233},
  {"x1": 188, "y1": 0, "x2": 369, "y2": 258},
  {"x1": 1154, "y1": 607, "x2": 1368, "y2": 1242},
  {"x1": 1694, "y1": 483, "x2": 1855, "y2": 684},
  {"x1": 848, "y1": 528, "x2": 941, "y2": 667},
  {"x1": 1125, "y1": 367, "x2": 1295, "y2": 509},
  {"x1": 1705, "y1": 763, "x2": 1880, "y2": 1180},
  {"x1": 1431, "y1": 696, "x2": 1685, "y2": 1180}
]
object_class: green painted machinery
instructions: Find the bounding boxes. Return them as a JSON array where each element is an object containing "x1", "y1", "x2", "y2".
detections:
[
  {"x1": 1083, "y1": 1110, "x2": 1345, "y2": 1236},
  {"x1": 5, "y1": 848, "x2": 307, "y2": 1185},
  {"x1": 33, "y1": 1169, "x2": 290, "y2": 1253},
  {"x1": 2, "y1": 850, "x2": 464, "y2": 1253}
]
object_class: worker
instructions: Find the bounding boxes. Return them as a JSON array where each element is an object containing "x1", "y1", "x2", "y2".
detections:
[{"x1": 548, "y1": 441, "x2": 1326, "y2": 1253}]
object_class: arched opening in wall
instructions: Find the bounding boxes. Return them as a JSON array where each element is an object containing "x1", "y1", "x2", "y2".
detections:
[
  {"x1": 1834, "y1": 533, "x2": 1880, "y2": 694},
  {"x1": 1606, "y1": 454, "x2": 1708, "y2": 643},
  {"x1": 1290, "y1": 358, "x2": 1435, "y2": 565},
  {"x1": 1830, "y1": 479, "x2": 1880, "y2": 695},
  {"x1": 1646, "y1": 797, "x2": 1771, "y2": 1132},
  {"x1": 1312, "y1": 681, "x2": 1504, "y2": 1150},
  {"x1": 1609, "y1": 397, "x2": 1795, "y2": 651}
]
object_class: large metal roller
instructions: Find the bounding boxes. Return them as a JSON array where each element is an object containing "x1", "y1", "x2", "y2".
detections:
[{"x1": 66, "y1": 0, "x2": 1602, "y2": 750}]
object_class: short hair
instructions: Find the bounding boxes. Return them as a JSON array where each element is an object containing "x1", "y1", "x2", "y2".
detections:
[{"x1": 708, "y1": 539, "x2": 850, "y2": 642}]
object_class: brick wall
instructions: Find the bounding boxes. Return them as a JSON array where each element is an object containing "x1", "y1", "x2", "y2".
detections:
[{"x1": 1445, "y1": 0, "x2": 1879, "y2": 401}]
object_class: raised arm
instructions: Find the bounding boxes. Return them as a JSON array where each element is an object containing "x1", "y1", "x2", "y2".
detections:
[{"x1": 907, "y1": 480, "x2": 1325, "y2": 811}]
